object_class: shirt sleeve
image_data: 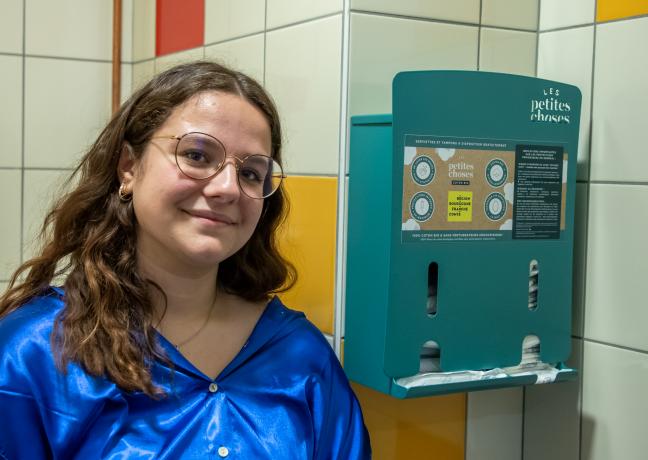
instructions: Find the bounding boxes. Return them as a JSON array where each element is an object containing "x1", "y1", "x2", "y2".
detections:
[{"x1": 309, "y1": 351, "x2": 372, "y2": 460}]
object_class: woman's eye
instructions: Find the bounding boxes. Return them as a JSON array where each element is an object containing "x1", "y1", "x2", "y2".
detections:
[
  {"x1": 240, "y1": 167, "x2": 263, "y2": 183},
  {"x1": 182, "y1": 149, "x2": 208, "y2": 163}
]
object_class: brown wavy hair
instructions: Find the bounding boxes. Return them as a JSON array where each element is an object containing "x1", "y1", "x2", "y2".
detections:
[{"x1": 0, "y1": 61, "x2": 296, "y2": 397}]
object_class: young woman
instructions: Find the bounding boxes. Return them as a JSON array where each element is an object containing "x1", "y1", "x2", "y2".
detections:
[{"x1": 0, "y1": 61, "x2": 370, "y2": 459}]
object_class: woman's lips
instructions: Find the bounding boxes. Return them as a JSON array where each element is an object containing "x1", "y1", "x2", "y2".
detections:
[{"x1": 184, "y1": 210, "x2": 235, "y2": 225}]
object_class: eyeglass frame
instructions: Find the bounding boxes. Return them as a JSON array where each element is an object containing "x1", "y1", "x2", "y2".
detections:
[{"x1": 149, "y1": 131, "x2": 286, "y2": 199}]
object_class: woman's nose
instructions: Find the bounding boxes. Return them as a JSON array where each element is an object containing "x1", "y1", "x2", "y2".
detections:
[{"x1": 203, "y1": 160, "x2": 240, "y2": 199}]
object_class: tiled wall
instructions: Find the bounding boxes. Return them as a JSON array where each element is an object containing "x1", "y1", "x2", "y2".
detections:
[{"x1": 2, "y1": 0, "x2": 647, "y2": 459}]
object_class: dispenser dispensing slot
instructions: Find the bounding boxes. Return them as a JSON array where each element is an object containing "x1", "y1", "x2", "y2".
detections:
[
  {"x1": 529, "y1": 260, "x2": 539, "y2": 311},
  {"x1": 427, "y1": 262, "x2": 438, "y2": 317}
]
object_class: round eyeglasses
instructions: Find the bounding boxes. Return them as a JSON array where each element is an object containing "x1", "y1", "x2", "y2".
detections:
[{"x1": 152, "y1": 132, "x2": 285, "y2": 199}]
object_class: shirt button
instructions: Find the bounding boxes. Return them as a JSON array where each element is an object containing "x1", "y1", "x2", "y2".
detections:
[
  {"x1": 208, "y1": 383, "x2": 218, "y2": 393},
  {"x1": 218, "y1": 446, "x2": 229, "y2": 457}
]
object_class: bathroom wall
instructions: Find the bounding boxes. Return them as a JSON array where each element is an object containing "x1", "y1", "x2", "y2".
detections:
[{"x1": 1, "y1": 1, "x2": 647, "y2": 459}]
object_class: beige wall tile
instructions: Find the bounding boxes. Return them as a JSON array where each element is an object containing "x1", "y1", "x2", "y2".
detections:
[
  {"x1": 349, "y1": 13, "x2": 478, "y2": 116},
  {"x1": 0, "y1": 171, "x2": 22, "y2": 280},
  {"x1": 26, "y1": 0, "x2": 112, "y2": 60},
  {"x1": 132, "y1": 60, "x2": 156, "y2": 91},
  {"x1": 121, "y1": 0, "x2": 134, "y2": 62},
  {"x1": 265, "y1": 15, "x2": 342, "y2": 175},
  {"x1": 585, "y1": 184, "x2": 648, "y2": 351},
  {"x1": 22, "y1": 169, "x2": 74, "y2": 261},
  {"x1": 205, "y1": 0, "x2": 265, "y2": 44},
  {"x1": 132, "y1": 0, "x2": 156, "y2": 62},
  {"x1": 479, "y1": 28, "x2": 536, "y2": 76},
  {"x1": 539, "y1": 0, "x2": 595, "y2": 30},
  {"x1": 572, "y1": 183, "x2": 588, "y2": 338},
  {"x1": 267, "y1": 0, "x2": 342, "y2": 29},
  {"x1": 204, "y1": 34, "x2": 264, "y2": 84},
  {"x1": 24, "y1": 58, "x2": 111, "y2": 169},
  {"x1": 581, "y1": 341, "x2": 648, "y2": 460},
  {"x1": 120, "y1": 63, "x2": 133, "y2": 105},
  {"x1": 351, "y1": 0, "x2": 480, "y2": 24},
  {"x1": 591, "y1": 17, "x2": 648, "y2": 182},
  {"x1": 0, "y1": 55, "x2": 23, "y2": 168},
  {"x1": 481, "y1": 0, "x2": 539, "y2": 31},
  {"x1": 155, "y1": 47, "x2": 205, "y2": 74},
  {"x1": 465, "y1": 388, "x2": 523, "y2": 460},
  {"x1": 537, "y1": 26, "x2": 594, "y2": 180},
  {"x1": 523, "y1": 338, "x2": 582, "y2": 460},
  {"x1": 0, "y1": 0, "x2": 23, "y2": 54}
]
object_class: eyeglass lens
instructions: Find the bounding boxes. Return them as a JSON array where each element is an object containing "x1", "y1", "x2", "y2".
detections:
[{"x1": 175, "y1": 133, "x2": 283, "y2": 198}]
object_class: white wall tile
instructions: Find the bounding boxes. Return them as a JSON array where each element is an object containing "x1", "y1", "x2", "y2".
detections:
[
  {"x1": 0, "y1": 55, "x2": 23, "y2": 168},
  {"x1": 22, "y1": 169, "x2": 74, "y2": 261},
  {"x1": 267, "y1": 0, "x2": 342, "y2": 29},
  {"x1": 0, "y1": 171, "x2": 22, "y2": 280},
  {"x1": 481, "y1": 0, "x2": 539, "y2": 31},
  {"x1": 120, "y1": 63, "x2": 133, "y2": 105},
  {"x1": 24, "y1": 58, "x2": 111, "y2": 169},
  {"x1": 132, "y1": 0, "x2": 156, "y2": 62},
  {"x1": 581, "y1": 341, "x2": 648, "y2": 460},
  {"x1": 132, "y1": 60, "x2": 156, "y2": 91},
  {"x1": 523, "y1": 339, "x2": 582, "y2": 460},
  {"x1": 539, "y1": 0, "x2": 595, "y2": 31},
  {"x1": 465, "y1": 387, "x2": 523, "y2": 460},
  {"x1": 585, "y1": 184, "x2": 648, "y2": 351},
  {"x1": 204, "y1": 34, "x2": 264, "y2": 84},
  {"x1": 572, "y1": 183, "x2": 588, "y2": 338},
  {"x1": 349, "y1": 13, "x2": 478, "y2": 116},
  {"x1": 351, "y1": 0, "x2": 480, "y2": 24},
  {"x1": 0, "y1": 0, "x2": 23, "y2": 54},
  {"x1": 537, "y1": 26, "x2": 594, "y2": 180},
  {"x1": 205, "y1": 0, "x2": 265, "y2": 44},
  {"x1": 265, "y1": 15, "x2": 342, "y2": 175},
  {"x1": 155, "y1": 47, "x2": 205, "y2": 74},
  {"x1": 121, "y1": 0, "x2": 134, "y2": 62},
  {"x1": 479, "y1": 28, "x2": 536, "y2": 76},
  {"x1": 26, "y1": 0, "x2": 112, "y2": 60},
  {"x1": 591, "y1": 17, "x2": 648, "y2": 182}
]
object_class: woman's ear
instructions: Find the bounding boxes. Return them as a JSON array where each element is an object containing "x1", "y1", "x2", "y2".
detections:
[{"x1": 117, "y1": 143, "x2": 137, "y2": 184}]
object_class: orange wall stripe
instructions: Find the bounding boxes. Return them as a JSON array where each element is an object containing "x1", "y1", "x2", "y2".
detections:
[
  {"x1": 597, "y1": 0, "x2": 648, "y2": 22},
  {"x1": 277, "y1": 176, "x2": 337, "y2": 334},
  {"x1": 353, "y1": 383, "x2": 466, "y2": 460},
  {"x1": 156, "y1": 0, "x2": 204, "y2": 56}
]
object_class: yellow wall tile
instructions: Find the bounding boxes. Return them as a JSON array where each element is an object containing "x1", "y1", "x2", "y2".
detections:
[
  {"x1": 277, "y1": 176, "x2": 337, "y2": 334},
  {"x1": 352, "y1": 383, "x2": 466, "y2": 460},
  {"x1": 597, "y1": 0, "x2": 648, "y2": 22}
]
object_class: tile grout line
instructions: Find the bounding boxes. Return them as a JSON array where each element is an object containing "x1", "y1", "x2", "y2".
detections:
[
  {"x1": 476, "y1": 0, "x2": 482, "y2": 71},
  {"x1": 265, "y1": 10, "x2": 342, "y2": 34},
  {"x1": 263, "y1": 0, "x2": 267, "y2": 86},
  {"x1": 582, "y1": 337, "x2": 648, "y2": 356},
  {"x1": 20, "y1": 0, "x2": 26, "y2": 267},
  {"x1": 351, "y1": 9, "x2": 537, "y2": 33},
  {"x1": 204, "y1": 30, "x2": 266, "y2": 50},
  {"x1": 333, "y1": 0, "x2": 352, "y2": 359},
  {"x1": 579, "y1": 2, "x2": 598, "y2": 456},
  {"x1": 466, "y1": 2, "x2": 482, "y2": 458}
]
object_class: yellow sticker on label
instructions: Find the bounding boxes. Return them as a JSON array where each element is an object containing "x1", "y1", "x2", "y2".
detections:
[{"x1": 447, "y1": 191, "x2": 473, "y2": 222}]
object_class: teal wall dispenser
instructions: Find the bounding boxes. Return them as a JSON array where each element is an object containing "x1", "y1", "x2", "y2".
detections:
[{"x1": 345, "y1": 71, "x2": 581, "y2": 398}]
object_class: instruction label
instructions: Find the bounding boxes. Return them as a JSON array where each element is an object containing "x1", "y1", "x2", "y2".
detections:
[
  {"x1": 512, "y1": 145, "x2": 564, "y2": 239},
  {"x1": 401, "y1": 135, "x2": 567, "y2": 242}
]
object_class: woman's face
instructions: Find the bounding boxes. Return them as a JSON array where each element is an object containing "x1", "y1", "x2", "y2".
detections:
[{"x1": 121, "y1": 91, "x2": 272, "y2": 275}]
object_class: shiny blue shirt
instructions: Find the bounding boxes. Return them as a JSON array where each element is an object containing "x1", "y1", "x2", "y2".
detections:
[{"x1": 0, "y1": 287, "x2": 370, "y2": 459}]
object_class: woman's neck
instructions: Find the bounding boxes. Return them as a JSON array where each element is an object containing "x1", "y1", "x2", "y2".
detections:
[{"x1": 137, "y1": 249, "x2": 219, "y2": 324}]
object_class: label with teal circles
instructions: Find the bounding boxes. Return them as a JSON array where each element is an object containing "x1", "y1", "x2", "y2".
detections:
[
  {"x1": 485, "y1": 158, "x2": 507, "y2": 187},
  {"x1": 410, "y1": 192, "x2": 434, "y2": 222},
  {"x1": 484, "y1": 192, "x2": 507, "y2": 221},
  {"x1": 411, "y1": 155, "x2": 436, "y2": 186}
]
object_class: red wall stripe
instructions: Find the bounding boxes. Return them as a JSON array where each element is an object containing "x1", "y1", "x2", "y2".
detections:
[{"x1": 156, "y1": 0, "x2": 204, "y2": 57}]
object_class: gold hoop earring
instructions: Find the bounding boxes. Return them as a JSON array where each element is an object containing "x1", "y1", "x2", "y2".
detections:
[{"x1": 118, "y1": 183, "x2": 132, "y2": 202}]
